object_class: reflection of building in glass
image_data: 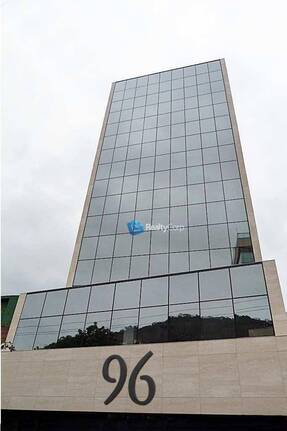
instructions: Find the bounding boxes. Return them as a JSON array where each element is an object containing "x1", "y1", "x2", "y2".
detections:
[
  {"x1": 2, "y1": 60, "x2": 287, "y2": 428},
  {"x1": 234, "y1": 232, "x2": 254, "y2": 264}
]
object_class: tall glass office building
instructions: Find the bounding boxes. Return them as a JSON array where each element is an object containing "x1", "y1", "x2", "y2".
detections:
[
  {"x1": 72, "y1": 59, "x2": 254, "y2": 287},
  {"x1": 2, "y1": 60, "x2": 287, "y2": 430}
]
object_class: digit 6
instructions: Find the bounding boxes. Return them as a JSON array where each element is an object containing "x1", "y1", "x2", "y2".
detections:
[{"x1": 128, "y1": 351, "x2": 156, "y2": 405}]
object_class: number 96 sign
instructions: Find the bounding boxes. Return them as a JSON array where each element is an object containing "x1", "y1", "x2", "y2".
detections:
[{"x1": 102, "y1": 351, "x2": 156, "y2": 405}]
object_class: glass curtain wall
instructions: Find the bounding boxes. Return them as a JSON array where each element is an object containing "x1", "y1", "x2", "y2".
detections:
[
  {"x1": 13, "y1": 263, "x2": 273, "y2": 350},
  {"x1": 73, "y1": 60, "x2": 254, "y2": 287}
]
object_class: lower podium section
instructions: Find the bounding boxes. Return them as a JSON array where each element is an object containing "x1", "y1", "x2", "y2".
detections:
[
  {"x1": 2, "y1": 410, "x2": 287, "y2": 431},
  {"x1": 2, "y1": 336, "x2": 287, "y2": 417}
]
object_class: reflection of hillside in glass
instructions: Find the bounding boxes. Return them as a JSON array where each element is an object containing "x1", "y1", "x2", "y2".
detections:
[{"x1": 39, "y1": 313, "x2": 273, "y2": 350}]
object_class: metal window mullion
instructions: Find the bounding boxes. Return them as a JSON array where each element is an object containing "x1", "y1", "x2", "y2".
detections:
[{"x1": 195, "y1": 67, "x2": 211, "y2": 269}]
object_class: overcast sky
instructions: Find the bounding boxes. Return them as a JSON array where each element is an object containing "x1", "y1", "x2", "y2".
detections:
[{"x1": 2, "y1": 0, "x2": 287, "y2": 306}]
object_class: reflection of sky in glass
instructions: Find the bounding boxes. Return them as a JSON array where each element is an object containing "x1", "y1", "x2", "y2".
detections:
[
  {"x1": 114, "y1": 281, "x2": 140, "y2": 309},
  {"x1": 13, "y1": 318, "x2": 39, "y2": 350},
  {"x1": 169, "y1": 273, "x2": 198, "y2": 304},
  {"x1": 21, "y1": 293, "x2": 45, "y2": 318},
  {"x1": 231, "y1": 264, "x2": 266, "y2": 297},
  {"x1": 64, "y1": 287, "x2": 90, "y2": 314},
  {"x1": 141, "y1": 278, "x2": 168, "y2": 306},
  {"x1": 37, "y1": 316, "x2": 61, "y2": 335},
  {"x1": 42, "y1": 290, "x2": 67, "y2": 316},
  {"x1": 234, "y1": 296, "x2": 271, "y2": 321},
  {"x1": 88, "y1": 284, "x2": 115, "y2": 312},
  {"x1": 85, "y1": 312, "x2": 111, "y2": 330},
  {"x1": 139, "y1": 306, "x2": 168, "y2": 327},
  {"x1": 16, "y1": 318, "x2": 39, "y2": 334},
  {"x1": 34, "y1": 316, "x2": 61, "y2": 348},
  {"x1": 111, "y1": 309, "x2": 138, "y2": 331},
  {"x1": 169, "y1": 303, "x2": 199, "y2": 317},
  {"x1": 201, "y1": 299, "x2": 233, "y2": 318},
  {"x1": 59, "y1": 314, "x2": 85, "y2": 337}
]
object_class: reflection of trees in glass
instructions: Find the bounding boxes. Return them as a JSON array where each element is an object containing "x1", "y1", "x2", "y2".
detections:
[
  {"x1": 44, "y1": 322, "x2": 117, "y2": 349},
  {"x1": 201, "y1": 315, "x2": 235, "y2": 339},
  {"x1": 169, "y1": 313, "x2": 235, "y2": 341},
  {"x1": 138, "y1": 320, "x2": 168, "y2": 344},
  {"x1": 42, "y1": 314, "x2": 273, "y2": 350},
  {"x1": 169, "y1": 314, "x2": 201, "y2": 341},
  {"x1": 235, "y1": 314, "x2": 273, "y2": 337}
]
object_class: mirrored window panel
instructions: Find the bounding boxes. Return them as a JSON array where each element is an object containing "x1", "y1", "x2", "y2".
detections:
[
  {"x1": 170, "y1": 252, "x2": 189, "y2": 273},
  {"x1": 199, "y1": 268, "x2": 231, "y2": 301},
  {"x1": 42, "y1": 290, "x2": 67, "y2": 317},
  {"x1": 201, "y1": 299, "x2": 235, "y2": 339},
  {"x1": 21, "y1": 293, "x2": 46, "y2": 319},
  {"x1": 230, "y1": 264, "x2": 267, "y2": 297},
  {"x1": 110, "y1": 308, "x2": 139, "y2": 345},
  {"x1": 141, "y1": 277, "x2": 168, "y2": 306},
  {"x1": 85, "y1": 311, "x2": 111, "y2": 331},
  {"x1": 33, "y1": 316, "x2": 62, "y2": 349},
  {"x1": 169, "y1": 302, "x2": 200, "y2": 341},
  {"x1": 138, "y1": 306, "x2": 168, "y2": 343},
  {"x1": 74, "y1": 260, "x2": 94, "y2": 286},
  {"x1": 88, "y1": 284, "x2": 115, "y2": 312},
  {"x1": 84, "y1": 312, "x2": 113, "y2": 347},
  {"x1": 59, "y1": 314, "x2": 86, "y2": 341},
  {"x1": 113, "y1": 281, "x2": 141, "y2": 310},
  {"x1": 169, "y1": 273, "x2": 198, "y2": 304},
  {"x1": 64, "y1": 287, "x2": 90, "y2": 315},
  {"x1": 234, "y1": 296, "x2": 273, "y2": 337},
  {"x1": 13, "y1": 319, "x2": 39, "y2": 350}
]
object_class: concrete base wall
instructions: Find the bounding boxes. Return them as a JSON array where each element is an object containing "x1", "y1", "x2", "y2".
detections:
[{"x1": 2, "y1": 335, "x2": 287, "y2": 416}]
